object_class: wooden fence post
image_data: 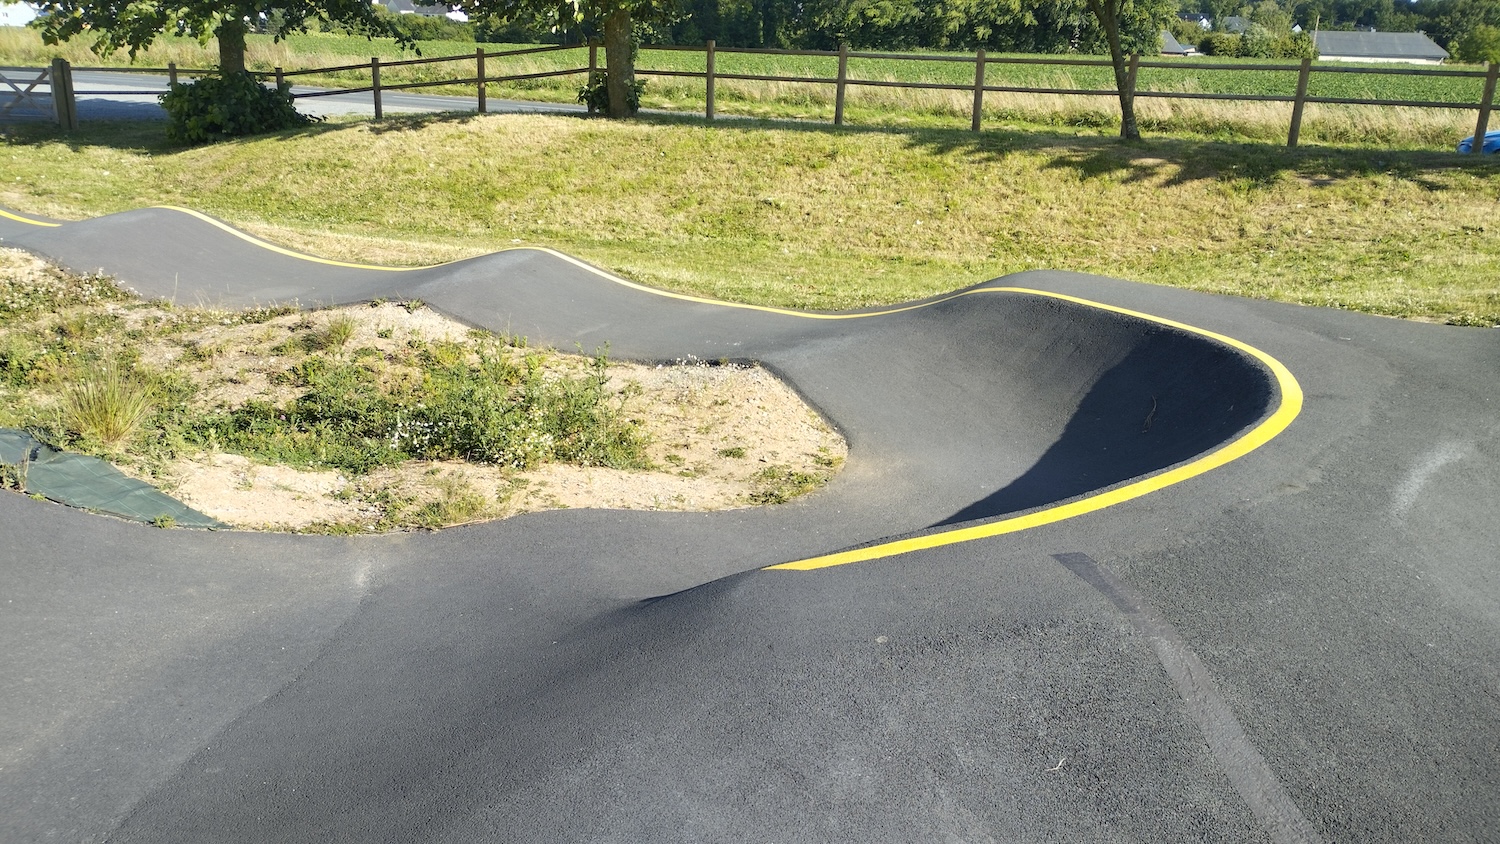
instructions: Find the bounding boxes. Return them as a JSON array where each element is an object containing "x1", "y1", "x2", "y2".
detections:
[
  {"x1": 371, "y1": 56, "x2": 382, "y2": 120},
  {"x1": 834, "y1": 43, "x2": 848, "y2": 126},
  {"x1": 49, "y1": 58, "x2": 77, "y2": 132},
  {"x1": 476, "y1": 47, "x2": 487, "y2": 113},
  {"x1": 168, "y1": 61, "x2": 178, "y2": 87},
  {"x1": 971, "y1": 48, "x2": 986, "y2": 132},
  {"x1": 1287, "y1": 57, "x2": 1311, "y2": 148},
  {"x1": 1474, "y1": 62, "x2": 1499, "y2": 153},
  {"x1": 1126, "y1": 52, "x2": 1139, "y2": 98},
  {"x1": 587, "y1": 42, "x2": 598, "y2": 115},
  {"x1": 274, "y1": 66, "x2": 284, "y2": 90},
  {"x1": 705, "y1": 39, "x2": 716, "y2": 120}
]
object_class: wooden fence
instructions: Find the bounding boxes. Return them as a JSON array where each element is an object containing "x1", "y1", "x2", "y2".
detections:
[
  {"x1": 0, "y1": 59, "x2": 76, "y2": 130},
  {"x1": 49, "y1": 44, "x2": 1500, "y2": 150},
  {"x1": 272, "y1": 44, "x2": 592, "y2": 119}
]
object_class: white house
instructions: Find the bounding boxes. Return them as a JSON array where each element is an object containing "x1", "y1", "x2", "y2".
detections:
[
  {"x1": 0, "y1": 2, "x2": 39, "y2": 26},
  {"x1": 1313, "y1": 31, "x2": 1450, "y2": 64}
]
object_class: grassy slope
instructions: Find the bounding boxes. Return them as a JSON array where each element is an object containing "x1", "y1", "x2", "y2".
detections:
[{"x1": 2, "y1": 113, "x2": 1499, "y2": 325}]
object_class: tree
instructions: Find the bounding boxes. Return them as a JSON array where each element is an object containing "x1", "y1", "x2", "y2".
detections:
[
  {"x1": 459, "y1": 0, "x2": 679, "y2": 117},
  {"x1": 33, "y1": 0, "x2": 410, "y2": 76},
  {"x1": 1455, "y1": 24, "x2": 1500, "y2": 64},
  {"x1": 1422, "y1": 0, "x2": 1500, "y2": 55},
  {"x1": 1083, "y1": 0, "x2": 1158, "y2": 139},
  {"x1": 1202, "y1": 0, "x2": 1243, "y2": 30}
]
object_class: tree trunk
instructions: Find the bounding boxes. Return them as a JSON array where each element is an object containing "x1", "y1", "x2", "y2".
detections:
[
  {"x1": 1086, "y1": 0, "x2": 1140, "y2": 141},
  {"x1": 757, "y1": 0, "x2": 781, "y2": 47},
  {"x1": 602, "y1": 8, "x2": 636, "y2": 118},
  {"x1": 217, "y1": 17, "x2": 248, "y2": 76}
]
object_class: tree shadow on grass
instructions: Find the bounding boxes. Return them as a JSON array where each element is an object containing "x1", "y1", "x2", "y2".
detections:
[
  {"x1": 899, "y1": 128, "x2": 1500, "y2": 192},
  {"x1": 0, "y1": 107, "x2": 492, "y2": 155},
  {"x1": 633, "y1": 110, "x2": 1500, "y2": 192},
  {"x1": 5, "y1": 103, "x2": 1496, "y2": 193}
]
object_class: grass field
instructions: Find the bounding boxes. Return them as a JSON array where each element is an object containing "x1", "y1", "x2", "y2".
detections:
[
  {"x1": 0, "y1": 28, "x2": 1488, "y2": 147},
  {"x1": 3, "y1": 111, "x2": 1497, "y2": 326}
]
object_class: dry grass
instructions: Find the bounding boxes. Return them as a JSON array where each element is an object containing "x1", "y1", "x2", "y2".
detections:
[
  {"x1": 59, "y1": 363, "x2": 154, "y2": 448},
  {"x1": 3, "y1": 101, "x2": 1498, "y2": 325}
]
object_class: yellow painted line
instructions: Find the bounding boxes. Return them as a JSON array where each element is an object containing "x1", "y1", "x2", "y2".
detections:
[
  {"x1": 0, "y1": 208, "x2": 60, "y2": 227},
  {"x1": 11, "y1": 203, "x2": 1301, "y2": 563},
  {"x1": 766, "y1": 292, "x2": 1304, "y2": 571},
  {"x1": 151, "y1": 206, "x2": 972, "y2": 319},
  {"x1": 18, "y1": 203, "x2": 966, "y2": 318},
  {"x1": 154, "y1": 206, "x2": 435, "y2": 271}
]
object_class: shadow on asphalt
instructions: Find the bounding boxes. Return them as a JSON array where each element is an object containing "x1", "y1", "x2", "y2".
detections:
[{"x1": 936, "y1": 333, "x2": 1272, "y2": 527}]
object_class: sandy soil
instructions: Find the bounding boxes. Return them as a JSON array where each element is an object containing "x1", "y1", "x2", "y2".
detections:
[
  {"x1": 0, "y1": 247, "x2": 846, "y2": 532},
  {"x1": 149, "y1": 305, "x2": 846, "y2": 531}
]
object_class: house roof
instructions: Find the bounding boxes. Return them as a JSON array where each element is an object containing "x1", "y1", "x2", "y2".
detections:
[
  {"x1": 383, "y1": 0, "x2": 449, "y2": 17},
  {"x1": 1222, "y1": 16, "x2": 1249, "y2": 33},
  {"x1": 1160, "y1": 31, "x2": 1192, "y2": 56},
  {"x1": 1313, "y1": 31, "x2": 1449, "y2": 61}
]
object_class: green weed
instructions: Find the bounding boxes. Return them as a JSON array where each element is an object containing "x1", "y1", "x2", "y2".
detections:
[
  {"x1": 409, "y1": 472, "x2": 491, "y2": 528},
  {"x1": 319, "y1": 313, "x2": 358, "y2": 352},
  {"x1": 749, "y1": 464, "x2": 828, "y2": 505}
]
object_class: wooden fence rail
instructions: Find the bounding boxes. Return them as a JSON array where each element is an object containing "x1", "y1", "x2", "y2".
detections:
[
  {"x1": 0, "y1": 61, "x2": 75, "y2": 130},
  {"x1": 51, "y1": 44, "x2": 1500, "y2": 152}
]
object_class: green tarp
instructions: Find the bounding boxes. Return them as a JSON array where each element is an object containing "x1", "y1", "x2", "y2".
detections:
[{"x1": 0, "y1": 429, "x2": 226, "y2": 529}]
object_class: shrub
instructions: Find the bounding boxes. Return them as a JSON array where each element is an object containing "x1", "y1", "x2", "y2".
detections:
[
  {"x1": 160, "y1": 72, "x2": 318, "y2": 144},
  {"x1": 1197, "y1": 32, "x2": 1242, "y2": 56},
  {"x1": 1168, "y1": 18, "x2": 1204, "y2": 47},
  {"x1": 577, "y1": 71, "x2": 646, "y2": 113},
  {"x1": 1240, "y1": 27, "x2": 1277, "y2": 58},
  {"x1": 1275, "y1": 33, "x2": 1317, "y2": 59}
]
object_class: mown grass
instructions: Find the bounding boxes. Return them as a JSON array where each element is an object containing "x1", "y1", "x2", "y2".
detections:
[
  {"x1": 0, "y1": 28, "x2": 1489, "y2": 148},
  {"x1": 3, "y1": 110, "x2": 1497, "y2": 326}
]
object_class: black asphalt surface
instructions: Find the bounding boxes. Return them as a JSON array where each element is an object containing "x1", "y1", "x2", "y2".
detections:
[{"x1": 1, "y1": 206, "x2": 1497, "y2": 843}]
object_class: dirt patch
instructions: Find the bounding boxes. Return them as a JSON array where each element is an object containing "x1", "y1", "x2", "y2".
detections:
[
  {"x1": 162, "y1": 354, "x2": 845, "y2": 531},
  {"x1": 145, "y1": 304, "x2": 843, "y2": 531},
  {"x1": 1, "y1": 249, "x2": 847, "y2": 531}
]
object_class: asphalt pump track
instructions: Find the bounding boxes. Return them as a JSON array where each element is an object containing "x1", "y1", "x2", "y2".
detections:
[{"x1": 1, "y1": 205, "x2": 1496, "y2": 843}]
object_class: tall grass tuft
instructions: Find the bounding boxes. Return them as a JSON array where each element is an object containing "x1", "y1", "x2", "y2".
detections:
[
  {"x1": 319, "y1": 313, "x2": 358, "y2": 352},
  {"x1": 60, "y1": 364, "x2": 155, "y2": 449}
]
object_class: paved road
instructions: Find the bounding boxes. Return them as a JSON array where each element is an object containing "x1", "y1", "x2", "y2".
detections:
[
  {"x1": 1, "y1": 205, "x2": 1497, "y2": 843},
  {"x1": 57, "y1": 69, "x2": 586, "y2": 121}
]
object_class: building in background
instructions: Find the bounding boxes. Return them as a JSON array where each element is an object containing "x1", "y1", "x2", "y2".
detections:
[
  {"x1": 0, "y1": 2, "x2": 40, "y2": 26},
  {"x1": 1313, "y1": 31, "x2": 1449, "y2": 64}
]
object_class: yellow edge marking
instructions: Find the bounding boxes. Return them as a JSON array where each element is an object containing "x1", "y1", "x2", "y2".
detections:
[
  {"x1": 13, "y1": 204, "x2": 1301, "y2": 564},
  {"x1": 155, "y1": 206, "x2": 434, "y2": 271},
  {"x1": 1, "y1": 208, "x2": 61, "y2": 227},
  {"x1": 153, "y1": 206, "x2": 976, "y2": 318},
  {"x1": 766, "y1": 293, "x2": 1304, "y2": 571},
  {"x1": 22, "y1": 204, "x2": 969, "y2": 317}
]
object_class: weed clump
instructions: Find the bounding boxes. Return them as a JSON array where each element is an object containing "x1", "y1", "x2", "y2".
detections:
[
  {"x1": 60, "y1": 364, "x2": 156, "y2": 449},
  {"x1": 187, "y1": 341, "x2": 645, "y2": 475}
]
